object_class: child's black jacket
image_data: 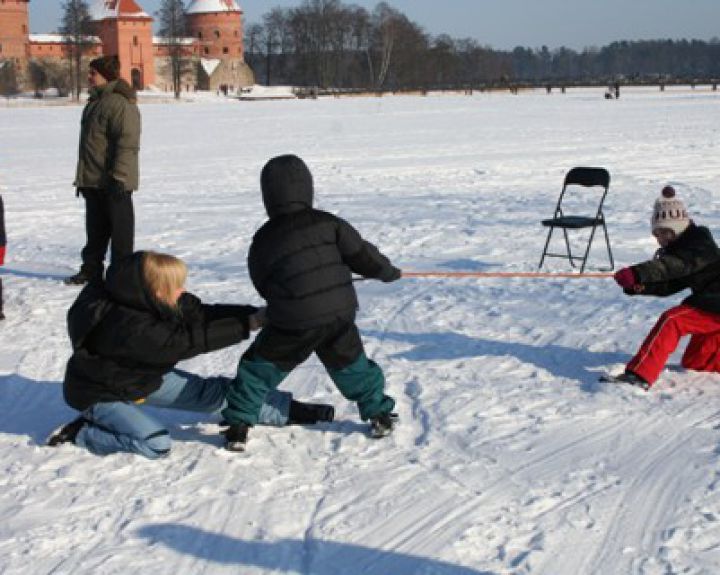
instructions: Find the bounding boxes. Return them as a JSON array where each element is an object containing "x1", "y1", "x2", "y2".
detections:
[
  {"x1": 630, "y1": 223, "x2": 720, "y2": 313},
  {"x1": 249, "y1": 157, "x2": 399, "y2": 330},
  {"x1": 63, "y1": 252, "x2": 256, "y2": 410}
]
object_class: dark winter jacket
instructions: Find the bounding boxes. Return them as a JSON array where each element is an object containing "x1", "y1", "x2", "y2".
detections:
[
  {"x1": 249, "y1": 155, "x2": 400, "y2": 330},
  {"x1": 63, "y1": 252, "x2": 257, "y2": 410},
  {"x1": 74, "y1": 79, "x2": 141, "y2": 192},
  {"x1": 629, "y1": 223, "x2": 720, "y2": 313}
]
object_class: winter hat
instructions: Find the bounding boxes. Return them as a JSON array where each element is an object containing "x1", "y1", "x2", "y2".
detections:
[
  {"x1": 89, "y1": 55, "x2": 121, "y2": 82},
  {"x1": 652, "y1": 186, "x2": 690, "y2": 236},
  {"x1": 260, "y1": 155, "x2": 314, "y2": 218}
]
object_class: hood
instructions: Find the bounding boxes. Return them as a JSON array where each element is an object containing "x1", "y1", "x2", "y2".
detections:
[
  {"x1": 90, "y1": 79, "x2": 137, "y2": 103},
  {"x1": 260, "y1": 155, "x2": 314, "y2": 218},
  {"x1": 104, "y1": 252, "x2": 159, "y2": 313},
  {"x1": 67, "y1": 283, "x2": 113, "y2": 350}
]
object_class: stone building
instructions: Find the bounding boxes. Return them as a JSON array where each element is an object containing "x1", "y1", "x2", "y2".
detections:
[{"x1": 0, "y1": 0, "x2": 254, "y2": 94}]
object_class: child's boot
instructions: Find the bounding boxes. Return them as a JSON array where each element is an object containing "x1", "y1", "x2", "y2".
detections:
[
  {"x1": 370, "y1": 412, "x2": 398, "y2": 439},
  {"x1": 47, "y1": 417, "x2": 86, "y2": 446},
  {"x1": 224, "y1": 422, "x2": 250, "y2": 452},
  {"x1": 288, "y1": 400, "x2": 335, "y2": 425}
]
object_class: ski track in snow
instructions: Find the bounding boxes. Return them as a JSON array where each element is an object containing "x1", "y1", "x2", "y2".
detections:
[{"x1": 2, "y1": 87, "x2": 720, "y2": 573}]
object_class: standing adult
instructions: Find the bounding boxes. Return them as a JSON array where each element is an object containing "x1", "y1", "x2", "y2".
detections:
[{"x1": 65, "y1": 55, "x2": 141, "y2": 286}]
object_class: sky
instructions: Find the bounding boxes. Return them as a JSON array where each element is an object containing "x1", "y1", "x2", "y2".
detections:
[{"x1": 29, "y1": 0, "x2": 720, "y2": 51}]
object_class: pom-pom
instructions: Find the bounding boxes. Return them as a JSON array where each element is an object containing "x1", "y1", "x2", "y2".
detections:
[{"x1": 661, "y1": 185, "x2": 675, "y2": 198}]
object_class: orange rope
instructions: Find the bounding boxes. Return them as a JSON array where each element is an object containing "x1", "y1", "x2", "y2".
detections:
[{"x1": 402, "y1": 271, "x2": 614, "y2": 279}]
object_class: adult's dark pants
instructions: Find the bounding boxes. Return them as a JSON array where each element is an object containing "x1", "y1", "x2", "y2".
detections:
[{"x1": 79, "y1": 187, "x2": 134, "y2": 278}]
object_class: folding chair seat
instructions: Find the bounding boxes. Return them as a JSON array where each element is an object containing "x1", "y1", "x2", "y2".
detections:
[{"x1": 538, "y1": 167, "x2": 614, "y2": 273}]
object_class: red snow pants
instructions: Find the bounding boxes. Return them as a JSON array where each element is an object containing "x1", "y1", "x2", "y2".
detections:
[{"x1": 627, "y1": 304, "x2": 720, "y2": 386}]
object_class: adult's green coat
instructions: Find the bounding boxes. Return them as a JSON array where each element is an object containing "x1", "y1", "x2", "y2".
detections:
[{"x1": 74, "y1": 79, "x2": 141, "y2": 192}]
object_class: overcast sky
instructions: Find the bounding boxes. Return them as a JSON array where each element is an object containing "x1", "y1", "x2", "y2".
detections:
[{"x1": 29, "y1": 0, "x2": 720, "y2": 51}]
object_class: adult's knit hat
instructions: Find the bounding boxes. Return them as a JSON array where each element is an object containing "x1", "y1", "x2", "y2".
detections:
[
  {"x1": 652, "y1": 186, "x2": 690, "y2": 236},
  {"x1": 89, "y1": 55, "x2": 120, "y2": 82}
]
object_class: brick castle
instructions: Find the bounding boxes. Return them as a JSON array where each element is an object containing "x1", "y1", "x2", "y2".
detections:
[{"x1": 0, "y1": 0, "x2": 254, "y2": 93}]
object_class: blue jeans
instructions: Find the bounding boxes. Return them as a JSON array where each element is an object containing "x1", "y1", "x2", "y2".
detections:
[{"x1": 74, "y1": 368, "x2": 291, "y2": 459}]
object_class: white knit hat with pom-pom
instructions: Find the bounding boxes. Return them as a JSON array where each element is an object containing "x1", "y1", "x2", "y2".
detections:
[{"x1": 652, "y1": 186, "x2": 690, "y2": 236}]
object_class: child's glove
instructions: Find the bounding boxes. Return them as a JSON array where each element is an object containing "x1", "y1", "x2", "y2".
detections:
[
  {"x1": 613, "y1": 267, "x2": 642, "y2": 292},
  {"x1": 381, "y1": 266, "x2": 402, "y2": 283},
  {"x1": 0, "y1": 245, "x2": 5, "y2": 266},
  {"x1": 249, "y1": 307, "x2": 266, "y2": 331}
]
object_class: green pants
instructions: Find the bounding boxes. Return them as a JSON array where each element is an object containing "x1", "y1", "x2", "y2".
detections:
[{"x1": 222, "y1": 321, "x2": 395, "y2": 426}]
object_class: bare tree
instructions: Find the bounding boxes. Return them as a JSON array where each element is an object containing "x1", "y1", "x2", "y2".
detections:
[
  {"x1": 60, "y1": 0, "x2": 94, "y2": 101},
  {"x1": 156, "y1": 0, "x2": 189, "y2": 99},
  {"x1": 0, "y1": 61, "x2": 19, "y2": 97}
]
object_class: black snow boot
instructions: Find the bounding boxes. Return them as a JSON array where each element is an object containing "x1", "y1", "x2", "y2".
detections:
[
  {"x1": 64, "y1": 268, "x2": 101, "y2": 286},
  {"x1": 288, "y1": 400, "x2": 335, "y2": 425},
  {"x1": 369, "y1": 412, "x2": 398, "y2": 439},
  {"x1": 223, "y1": 423, "x2": 250, "y2": 452},
  {"x1": 47, "y1": 417, "x2": 86, "y2": 446}
]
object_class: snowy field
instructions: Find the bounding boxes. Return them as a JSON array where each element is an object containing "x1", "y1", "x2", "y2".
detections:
[{"x1": 2, "y1": 86, "x2": 720, "y2": 574}]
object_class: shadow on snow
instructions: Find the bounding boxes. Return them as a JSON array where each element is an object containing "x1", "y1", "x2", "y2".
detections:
[
  {"x1": 137, "y1": 523, "x2": 495, "y2": 575},
  {"x1": 365, "y1": 330, "x2": 627, "y2": 392}
]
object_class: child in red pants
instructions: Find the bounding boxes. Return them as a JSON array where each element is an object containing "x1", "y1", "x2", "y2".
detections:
[{"x1": 613, "y1": 186, "x2": 720, "y2": 389}]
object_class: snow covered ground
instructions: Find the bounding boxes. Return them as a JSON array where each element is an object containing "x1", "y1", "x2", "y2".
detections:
[{"x1": 2, "y1": 86, "x2": 720, "y2": 574}]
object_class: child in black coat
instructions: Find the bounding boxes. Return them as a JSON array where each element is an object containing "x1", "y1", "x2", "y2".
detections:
[
  {"x1": 49, "y1": 251, "x2": 333, "y2": 458},
  {"x1": 612, "y1": 187, "x2": 720, "y2": 389},
  {"x1": 222, "y1": 155, "x2": 402, "y2": 451}
]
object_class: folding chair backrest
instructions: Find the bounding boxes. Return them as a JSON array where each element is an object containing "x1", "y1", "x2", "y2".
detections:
[
  {"x1": 555, "y1": 167, "x2": 610, "y2": 217},
  {"x1": 564, "y1": 167, "x2": 610, "y2": 189}
]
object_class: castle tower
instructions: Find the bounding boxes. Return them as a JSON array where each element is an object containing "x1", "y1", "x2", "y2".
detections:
[
  {"x1": 0, "y1": 0, "x2": 30, "y2": 61},
  {"x1": 89, "y1": 0, "x2": 155, "y2": 89},
  {"x1": 186, "y1": 0, "x2": 244, "y2": 61}
]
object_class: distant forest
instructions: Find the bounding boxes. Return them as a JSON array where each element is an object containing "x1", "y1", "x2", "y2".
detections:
[{"x1": 245, "y1": 0, "x2": 720, "y2": 91}]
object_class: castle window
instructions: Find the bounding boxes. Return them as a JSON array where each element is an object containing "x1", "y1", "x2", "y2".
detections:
[
  {"x1": 22, "y1": 24, "x2": 27, "y2": 34},
  {"x1": 223, "y1": 47, "x2": 228, "y2": 54},
  {"x1": 204, "y1": 47, "x2": 209, "y2": 55},
  {"x1": 214, "y1": 30, "x2": 220, "y2": 39},
  {"x1": 133, "y1": 36, "x2": 138, "y2": 46},
  {"x1": 198, "y1": 31, "x2": 202, "y2": 39}
]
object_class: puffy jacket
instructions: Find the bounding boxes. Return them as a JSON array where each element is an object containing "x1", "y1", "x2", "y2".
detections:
[
  {"x1": 74, "y1": 79, "x2": 141, "y2": 192},
  {"x1": 63, "y1": 252, "x2": 257, "y2": 410},
  {"x1": 630, "y1": 223, "x2": 720, "y2": 313},
  {"x1": 249, "y1": 155, "x2": 400, "y2": 330}
]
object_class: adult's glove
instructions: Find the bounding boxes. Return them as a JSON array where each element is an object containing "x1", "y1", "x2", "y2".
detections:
[{"x1": 0, "y1": 245, "x2": 5, "y2": 266}]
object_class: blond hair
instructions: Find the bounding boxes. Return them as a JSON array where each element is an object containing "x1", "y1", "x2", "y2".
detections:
[{"x1": 142, "y1": 251, "x2": 187, "y2": 308}]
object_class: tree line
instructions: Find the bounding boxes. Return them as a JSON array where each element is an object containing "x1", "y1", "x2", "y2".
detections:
[{"x1": 246, "y1": 0, "x2": 720, "y2": 91}]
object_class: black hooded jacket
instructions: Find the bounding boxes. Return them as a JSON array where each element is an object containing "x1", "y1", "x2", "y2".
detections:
[
  {"x1": 629, "y1": 223, "x2": 720, "y2": 313},
  {"x1": 249, "y1": 155, "x2": 400, "y2": 330},
  {"x1": 63, "y1": 252, "x2": 257, "y2": 410}
]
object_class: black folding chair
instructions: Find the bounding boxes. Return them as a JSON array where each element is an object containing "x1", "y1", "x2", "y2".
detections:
[{"x1": 538, "y1": 167, "x2": 614, "y2": 273}]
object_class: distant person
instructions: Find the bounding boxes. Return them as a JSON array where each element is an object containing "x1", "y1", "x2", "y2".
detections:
[
  {"x1": 610, "y1": 186, "x2": 720, "y2": 389},
  {"x1": 49, "y1": 251, "x2": 334, "y2": 458},
  {"x1": 0, "y1": 192, "x2": 5, "y2": 319},
  {"x1": 65, "y1": 55, "x2": 140, "y2": 286},
  {"x1": 221, "y1": 155, "x2": 402, "y2": 452}
]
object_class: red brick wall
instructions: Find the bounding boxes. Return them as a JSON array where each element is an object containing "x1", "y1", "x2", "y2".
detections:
[
  {"x1": 187, "y1": 11, "x2": 244, "y2": 60},
  {"x1": 0, "y1": 0, "x2": 30, "y2": 60}
]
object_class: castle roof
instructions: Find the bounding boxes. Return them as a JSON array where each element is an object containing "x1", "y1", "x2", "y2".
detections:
[
  {"x1": 89, "y1": 0, "x2": 151, "y2": 21},
  {"x1": 186, "y1": 0, "x2": 241, "y2": 15}
]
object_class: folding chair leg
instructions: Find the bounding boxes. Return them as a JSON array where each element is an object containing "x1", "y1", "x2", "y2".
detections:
[
  {"x1": 562, "y1": 228, "x2": 577, "y2": 268},
  {"x1": 579, "y1": 224, "x2": 599, "y2": 274},
  {"x1": 538, "y1": 227, "x2": 554, "y2": 269},
  {"x1": 602, "y1": 222, "x2": 614, "y2": 271}
]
